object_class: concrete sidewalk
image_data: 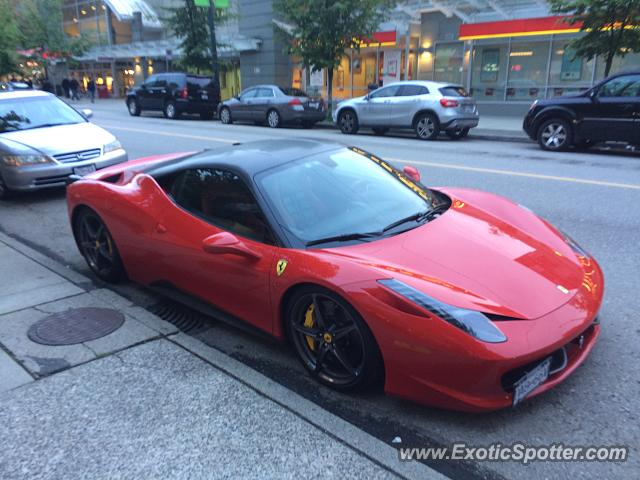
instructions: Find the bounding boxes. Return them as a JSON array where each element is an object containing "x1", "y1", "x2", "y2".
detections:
[{"x1": 0, "y1": 232, "x2": 444, "y2": 479}]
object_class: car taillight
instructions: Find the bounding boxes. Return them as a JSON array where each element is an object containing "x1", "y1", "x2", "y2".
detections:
[
  {"x1": 180, "y1": 87, "x2": 188, "y2": 99},
  {"x1": 439, "y1": 98, "x2": 459, "y2": 108},
  {"x1": 288, "y1": 97, "x2": 303, "y2": 106}
]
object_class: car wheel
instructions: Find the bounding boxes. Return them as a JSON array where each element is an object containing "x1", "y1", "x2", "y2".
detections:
[
  {"x1": 74, "y1": 208, "x2": 125, "y2": 283},
  {"x1": 338, "y1": 110, "x2": 359, "y2": 135},
  {"x1": 372, "y1": 127, "x2": 388, "y2": 136},
  {"x1": 446, "y1": 127, "x2": 469, "y2": 140},
  {"x1": 219, "y1": 106, "x2": 232, "y2": 124},
  {"x1": 127, "y1": 98, "x2": 141, "y2": 116},
  {"x1": 163, "y1": 101, "x2": 180, "y2": 120},
  {"x1": 538, "y1": 118, "x2": 572, "y2": 151},
  {"x1": 286, "y1": 286, "x2": 383, "y2": 392},
  {"x1": 200, "y1": 110, "x2": 214, "y2": 121},
  {"x1": 267, "y1": 109, "x2": 281, "y2": 128},
  {"x1": 414, "y1": 113, "x2": 439, "y2": 140},
  {"x1": 0, "y1": 174, "x2": 12, "y2": 199}
]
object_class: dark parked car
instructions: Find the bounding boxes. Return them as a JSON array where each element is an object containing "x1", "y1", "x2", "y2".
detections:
[
  {"x1": 126, "y1": 72, "x2": 220, "y2": 120},
  {"x1": 218, "y1": 85, "x2": 326, "y2": 128},
  {"x1": 524, "y1": 71, "x2": 640, "y2": 151}
]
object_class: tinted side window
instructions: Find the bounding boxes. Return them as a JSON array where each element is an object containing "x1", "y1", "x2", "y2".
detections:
[
  {"x1": 599, "y1": 75, "x2": 640, "y2": 97},
  {"x1": 240, "y1": 88, "x2": 257, "y2": 101},
  {"x1": 187, "y1": 76, "x2": 212, "y2": 90},
  {"x1": 166, "y1": 74, "x2": 184, "y2": 89},
  {"x1": 172, "y1": 168, "x2": 274, "y2": 244},
  {"x1": 399, "y1": 85, "x2": 429, "y2": 96},
  {"x1": 369, "y1": 85, "x2": 401, "y2": 98}
]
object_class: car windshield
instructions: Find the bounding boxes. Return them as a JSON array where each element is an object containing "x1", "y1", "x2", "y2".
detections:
[
  {"x1": 0, "y1": 96, "x2": 85, "y2": 133},
  {"x1": 257, "y1": 148, "x2": 446, "y2": 247}
]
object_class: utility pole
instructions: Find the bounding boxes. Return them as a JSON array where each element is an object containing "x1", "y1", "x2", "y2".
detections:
[{"x1": 207, "y1": 0, "x2": 221, "y2": 102}]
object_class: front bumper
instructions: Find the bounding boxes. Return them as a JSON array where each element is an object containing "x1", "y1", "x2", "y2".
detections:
[{"x1": 1, "y1": 149, "x2": 128, "y2": 191}]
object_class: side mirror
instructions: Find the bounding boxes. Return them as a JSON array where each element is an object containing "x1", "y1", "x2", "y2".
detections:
[
  {"x1": 202, "y1": 232, "x2": 262, "y2": 260},
  {"x1": 81, "y1": 108, "x2": 93, "y2": 119},
  {"x1": 589, "y1": 89, "x2": 598, "y2": 101},
  {"x1": 403, "y1": 166, "x2": 421, "y2": 183}
]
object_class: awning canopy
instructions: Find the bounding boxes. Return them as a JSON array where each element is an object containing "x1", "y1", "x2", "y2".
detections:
[
  {"x1": 395, "y1": 0, "x2": 550, "y2": 23},
  {"x1": 459, "y1": 15, "x2": 582, "y2": 40}
]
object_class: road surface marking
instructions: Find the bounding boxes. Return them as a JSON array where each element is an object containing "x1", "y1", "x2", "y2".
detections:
[
  {"x1": 99, "y1": 124, "x2": 240, "y2": 144},
  {"x1": 388, "y1": 157, "x2": 640, "y2": 191}
]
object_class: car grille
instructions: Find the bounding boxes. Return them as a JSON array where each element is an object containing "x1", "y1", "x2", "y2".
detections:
[{"x1": 54, "y1": 148, "x2": 101, "y2": 164}]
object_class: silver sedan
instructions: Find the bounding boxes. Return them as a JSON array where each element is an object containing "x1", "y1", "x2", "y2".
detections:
[{"x1": 0, "y1": 91, "x2": 127, "y2": 198}]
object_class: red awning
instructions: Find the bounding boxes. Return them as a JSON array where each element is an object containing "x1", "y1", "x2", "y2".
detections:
[
  {"x1": 360, "y1": 30, "x2": 397, "y2": 45},
  {"x1": 459, "y1": 16, "x2": 582, "y2": 40}
]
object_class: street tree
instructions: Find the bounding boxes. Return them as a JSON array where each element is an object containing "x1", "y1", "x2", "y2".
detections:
[
  {"x1": 550, "y1": 0, "x2": 640, "y2": 77},
  {"x1": 0, "y1": 0, "x2": 20, "y2": 76},
  {"x1": 274, "y1": 0, "x2": 395, "y2": 112}
]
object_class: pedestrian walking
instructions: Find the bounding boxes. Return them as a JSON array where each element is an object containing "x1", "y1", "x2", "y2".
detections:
[
  {"x1": 70, "y1": 76, "x2": 80, "y2": 100},
  {"x1": 61, "y1": 77, "x2": 70, "y2": 98},
  {"x1": 87, "y1": 76, "x2": 96, "y2": 103}
]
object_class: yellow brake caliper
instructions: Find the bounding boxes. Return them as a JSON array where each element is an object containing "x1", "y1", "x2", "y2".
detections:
[{"x1": 304, "y1": 303, "x2": 316, "y2": 351}]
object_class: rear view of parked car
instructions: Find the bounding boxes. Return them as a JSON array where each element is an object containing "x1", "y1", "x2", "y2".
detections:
[
  {"x1": 333, "y1": 81, "x2": 479, "y2": 140},
  {"x1": 126, "y1": 72, "x2": 220, "y2": 120},
  {"x1": 0, "y1": 90, "x2": 127, "y2": 198},
  {"x1": 218, "y1": 85, "x2": 326, "y2": 128},
  {"x1": 523, "y1": 71, "x2": 640, "y2": 151}
]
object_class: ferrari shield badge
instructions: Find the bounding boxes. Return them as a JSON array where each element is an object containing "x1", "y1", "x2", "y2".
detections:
[{"x1": 276, "y1": 259, "x2": 288, "y2": 276}]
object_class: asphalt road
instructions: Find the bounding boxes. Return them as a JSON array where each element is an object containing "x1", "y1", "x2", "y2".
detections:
[{"x1": 1, "y1": 99, "x2": 639, "y2": 480}]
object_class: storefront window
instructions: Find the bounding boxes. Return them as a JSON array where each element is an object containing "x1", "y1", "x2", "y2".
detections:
[
  {"x1": 434, "y1": 43, "x2": 463, "y2": 84},
  {"x1": 470, "y1": 43, "x2": 508, "y2": 101},
  {"x1": 548, "y1": 40, "x2": 594, "y2": 97},
  {"x1": 505, "y1": 39, "x2": 550, "y2": 102}
]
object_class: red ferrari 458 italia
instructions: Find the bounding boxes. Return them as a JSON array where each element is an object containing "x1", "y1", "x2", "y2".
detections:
[{"x1": 66, "y1": 140, "x2": 603, "y2": 412}]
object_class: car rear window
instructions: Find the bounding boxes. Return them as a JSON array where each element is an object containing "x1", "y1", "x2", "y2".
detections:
[
  {"x1": 439, "y1": 86, "x2": 469, "y2": 97},
  {"x1": 279, "y1": 87, "x2": 308, "y2": 97},
  {"x1": 187, "y1": 76, "x2": 213, "y2": 90}
]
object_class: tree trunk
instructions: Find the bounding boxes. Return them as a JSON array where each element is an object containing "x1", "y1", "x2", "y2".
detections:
[
  {"x1": 327, "y1": 66, "x2": 333, "y2": 119},
  {"x1": 604, "y1": 52, "x2": 614, "y2": 77}
]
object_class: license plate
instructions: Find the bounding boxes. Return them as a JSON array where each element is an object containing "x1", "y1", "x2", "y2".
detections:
[
  {"x1": 462, "y1": 104, "x2": 474, "y2": 113},
  {"x1": 73, "y1": 164, "x2": 96, "y2": 176},
  {"x1": 309, "y1": 102, "x2": 319, "y2": 109},
  {"x1": 202, "y1": 93, "x2": 208, "y2": 100},
  {"x1": 512, "y1": 357, "x2": 551, "y2": 406}
]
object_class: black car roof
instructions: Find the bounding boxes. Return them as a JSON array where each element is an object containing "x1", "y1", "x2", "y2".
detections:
[{"x1": 145, "y1": 139, "x2": 341, "y2": 178}]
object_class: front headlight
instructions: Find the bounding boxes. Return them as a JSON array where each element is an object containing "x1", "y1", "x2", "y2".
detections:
[
  {"x1": 378, "y1": 279, "x2": 507, "y2": 343},
  {"x1": 1, "y1": 154, "x2": 54, "y2": 167},
  {"x1": 103, "y1": 140, "x2": 122, "y2": 154}
]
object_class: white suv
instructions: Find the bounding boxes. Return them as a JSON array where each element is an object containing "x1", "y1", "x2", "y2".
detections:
[{"x1": 333, "y1": 81, "x2": 479, "y2": 140}]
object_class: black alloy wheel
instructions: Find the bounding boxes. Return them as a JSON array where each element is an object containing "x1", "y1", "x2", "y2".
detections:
[
  {"x1": 75, "y1": 209, "x2": 125, "y2": 283},
  {"x1": 286, "y1": 287, "x2": 382, "y2": 391}
]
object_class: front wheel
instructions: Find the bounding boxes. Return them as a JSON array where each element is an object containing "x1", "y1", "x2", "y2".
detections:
[
  {"x1": 414, "y1": 113, "x2": 439, "y2": 140},
  {"x1": 446, "y1": 127, "x2": 469, "y2": 140},
  {"x1": 219, "y1": 106, "x2": 232, "y2": 124},
  {"x1": 267, "y1": 109, "x2": 281, "y2": 128},
  {"x1": 537, "y1": 118, "x2": 572, "y2": 151},
  {"x1": 286, "y1": 286, "x2": 383, "y2": 392},
  {"x1": 127, "y1": 98, "x2": 141, "y2": 116},
  {"x1": 74, "y1": 208, "x2": 125, "y2": 283},
  {"x1": 338, "y1": 110, "x2": 359, "y2": 135}
]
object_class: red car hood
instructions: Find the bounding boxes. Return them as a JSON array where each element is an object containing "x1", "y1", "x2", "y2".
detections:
[{"x1": 326, "y1": 188, "x2": 584, "y2": 320}]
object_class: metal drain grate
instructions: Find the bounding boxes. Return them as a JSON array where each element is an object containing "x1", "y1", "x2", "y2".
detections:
[
  {"x1": 28, "y1": 308, "x2": 125, "y2": 346},
  {"x1": 148, "y1": 301, "x2": 207, "y2": 333}
]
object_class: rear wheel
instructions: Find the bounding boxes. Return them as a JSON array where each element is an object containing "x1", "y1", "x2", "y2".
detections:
[
  {"x1": 286, "y1": 286, "x2": 383, "y2": 392},
  {"x1": 414, "y1": 113, "x2": 439, "y2": 140},
  {"x1": 267, "y1": 109, "x2": 282, "y2": 128},
  {"x1": 127, "y1": 98, "x2": 141, "y2": 116},
  {"x1": 74, "y1": 208, "x2": 125, "y2": 283},
  {"x1": 219, "y1": 107, "x2": 232, "y2": 124},
  {"x1": 446, "y1": 127, "x2": 469, "y2": 140},
  {"x1": 537, "y1": 118, "x2": 572, "y2": 151},
  {"x1": 372, "y1": 127, "x2": 388, "y2": 136},
  {"x1": 338, "y1": 110, "x2": 359, "y2": 135},
  {"x1": 163, "y1": 101, "x2": 180, "y2": 119}
]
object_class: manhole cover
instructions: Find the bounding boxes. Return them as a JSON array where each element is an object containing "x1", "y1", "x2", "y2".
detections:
[{"x1": 28, "y1": 308, "x2": 125, "y2": 346}]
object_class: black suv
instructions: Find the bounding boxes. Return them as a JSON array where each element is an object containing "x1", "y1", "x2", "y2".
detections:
[
  {"x1": 523, "y1": 71, "x2": 640, "y2": 151},
  {"x1": 126, "y1": 72, "x2": 220, "y2": 120}
]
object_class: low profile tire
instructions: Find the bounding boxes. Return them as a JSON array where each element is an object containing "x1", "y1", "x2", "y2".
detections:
[
  {"x1": 537, "y1": 118, "x2": 572, "y2": 151},
  {"x1": 127, "y1": 98, "x2": 141, "y2": 116},
  {"x1": 219, "y1": 107, "x2": 232, "y2": 124},
  {"x1": 0, "y1": 174, "x2": 12, "y2": 199},
  {"x1": 163, "y1": 101, "x2": 180, "y2": 120},
  {"x1": 200, "y1": 110, "x2": 214, "y2": 121},
  {"x1": 372, "y1": 127, "x2": 388, "y2": 136},
  {"x1": 74, "y1": 208, "x2": 125, "y2": 283},
  {"x1": 446, "y1": 127, "x2": 469, "y2": 140},
  {"x1": 286, "y1": 286, "x2": 383, "y2": 392},
  {"x1": 267, "y1": 109, "x2": 281, "y2": 128},
  {"x1": 338, "y1": 109, "x2": 359, "y2": 135},
  {"x1": 414, "y1": 113, "x2": 439, "y2": 140}
]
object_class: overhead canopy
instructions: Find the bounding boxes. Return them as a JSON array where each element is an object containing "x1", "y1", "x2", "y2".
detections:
[
  {"x1": 104, "y1": 0, "x2": 162, "y2": 29},
  {"x1": 395, "y1": 0, "x2": 550, "y2": 23}
]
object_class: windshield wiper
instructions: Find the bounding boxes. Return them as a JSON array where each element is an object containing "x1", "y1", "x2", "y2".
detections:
[
  {"x1": 306, "y1": 231, "x2": 382, "y2": 247},
  {"x1": 19, "y1": 122, "x2": 76, "y2": 131},
  {"x1": 382, "y1": 204, "x2": 450, "y2": 233}
]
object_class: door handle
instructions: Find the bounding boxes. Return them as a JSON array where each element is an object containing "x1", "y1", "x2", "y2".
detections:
[{"x1": 155, "y1": 223, "x2": 167, "y2": 234}]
